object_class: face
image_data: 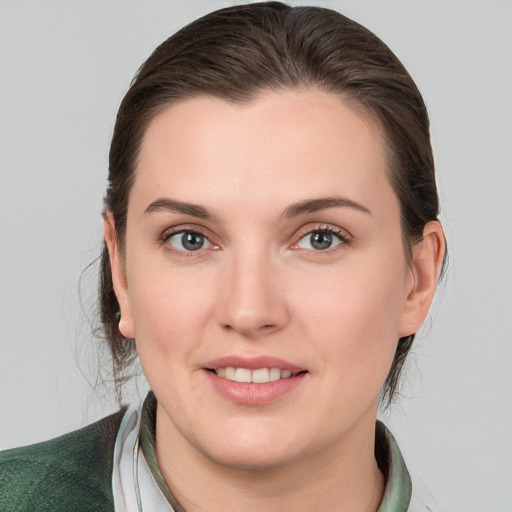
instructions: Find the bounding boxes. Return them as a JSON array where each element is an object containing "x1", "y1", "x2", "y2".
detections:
[{"x1": 108, "y1": 89, "x2": 433, "y2": 470}]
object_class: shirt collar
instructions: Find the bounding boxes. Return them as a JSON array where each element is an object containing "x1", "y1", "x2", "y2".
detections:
[
  {"x1": 139, "y1": 392, "x2": 185, "y2": 512},
  {"x1": 375, "y1": 420, "x2": 412, "y2": 511}
]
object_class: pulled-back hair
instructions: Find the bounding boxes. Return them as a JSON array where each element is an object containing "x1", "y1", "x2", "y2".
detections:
[{"x1": 101, "y1": 1, "x2": 443, "y2": 406}]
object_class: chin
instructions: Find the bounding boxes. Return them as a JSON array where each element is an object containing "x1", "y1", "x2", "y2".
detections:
[
  {"x1": 194, "y1": 426, "x2": 304, "y2": 471},
  {"x1": 206, "y1": 446, "x2": 299, "y2": 472}
]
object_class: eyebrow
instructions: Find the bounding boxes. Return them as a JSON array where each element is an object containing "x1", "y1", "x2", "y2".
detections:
[
  {"x1": 144, "y1": 195, "x2": 371, "y2": 221},
  {"x1": 144, "y1": 198, "x2": 219, "y2": 221},
  {"x1": 281, "y1": 197, "x2": 371, "y2": 219}
]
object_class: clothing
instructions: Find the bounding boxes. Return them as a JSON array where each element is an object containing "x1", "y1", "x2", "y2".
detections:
[
  {"x1": 1, "y1": 407, "x2": 122, "y2": 511},
  {"x1": 1, "y1": 392, "x2": 434, "y2": 511}
]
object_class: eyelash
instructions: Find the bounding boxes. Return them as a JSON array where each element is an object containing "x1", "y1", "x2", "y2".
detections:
[
  {"x1": 160, "y1": 223, "x2": 351, "y2": 256},
  {"x1": 291, "y1": 224, "x2": 352, "y2": 253},
  {"x1": 161, "y1": 225, "x2": 218, "y2": 257}
]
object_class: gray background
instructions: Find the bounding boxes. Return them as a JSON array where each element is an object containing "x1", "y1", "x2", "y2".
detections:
[{"x1": 1, "y1": 1, "x2": 511, "y2": 510}]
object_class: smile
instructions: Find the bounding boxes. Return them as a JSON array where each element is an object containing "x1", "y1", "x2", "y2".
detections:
[
  {"x1": 212, "y1": 367, "x2": 298, "y2": 383},
  {"x1": 204, "y1": 357, "x2": 307, "y2": 403}
]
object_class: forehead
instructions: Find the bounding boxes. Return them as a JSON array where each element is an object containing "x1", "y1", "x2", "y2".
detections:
[{"x1": 132, "y1": 89, "x2": 394, "y2": 217}]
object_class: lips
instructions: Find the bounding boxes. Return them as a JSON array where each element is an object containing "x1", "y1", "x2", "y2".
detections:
[
  {"x1": 205, "y1": 355, "x2": 303, "y2": 371},
  {"x1": 203, "y1": 356, "x2": 307, "y2": 404}
]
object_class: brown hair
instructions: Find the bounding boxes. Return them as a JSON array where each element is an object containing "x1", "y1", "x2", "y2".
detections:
[{"x1": 101, "y1": 1, "x2": 444, "y2": 405}]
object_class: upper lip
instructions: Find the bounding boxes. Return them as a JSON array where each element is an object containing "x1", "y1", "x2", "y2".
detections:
[{"x1": 204, "y1": 355, "x2": 305, "y2": 372}]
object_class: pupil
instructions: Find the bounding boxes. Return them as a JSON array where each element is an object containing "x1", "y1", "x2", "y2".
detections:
[
  {"x1": 182, "y1": 233, "x2": 204, "y2": 251},
  {"x1": 311, "y1": 232, "x2": 332, "y2": 250}
]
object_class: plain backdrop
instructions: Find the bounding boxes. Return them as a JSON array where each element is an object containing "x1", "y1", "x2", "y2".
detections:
[{"x1": 1, "y1": 1, "x2": 511, "y2": 510}]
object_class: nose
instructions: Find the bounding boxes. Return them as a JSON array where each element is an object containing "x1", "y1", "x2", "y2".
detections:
[{"x1": 215, "y1": 250, "x2": 290, "y2": 338}]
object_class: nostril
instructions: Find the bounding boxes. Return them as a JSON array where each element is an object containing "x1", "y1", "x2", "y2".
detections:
[{"x1": 221, "y1": 323, "x2": 277, "y2": 333}]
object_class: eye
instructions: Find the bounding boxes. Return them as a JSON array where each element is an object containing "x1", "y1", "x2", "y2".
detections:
[
  {"x1": 296, "y1": 230, "x2": 344, "y2": 251},
  {"x1": 167, "y1": 231, "x2": 213, "y2": 252}
]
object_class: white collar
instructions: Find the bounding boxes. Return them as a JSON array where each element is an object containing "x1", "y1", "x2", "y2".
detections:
[{"x1": 112, "y1": 401, "x2": 174, "y2": 512}]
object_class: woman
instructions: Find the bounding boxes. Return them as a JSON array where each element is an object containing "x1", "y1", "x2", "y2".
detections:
[{"x1": 2, "y1": 2, "x2": 445, "y2": 511}]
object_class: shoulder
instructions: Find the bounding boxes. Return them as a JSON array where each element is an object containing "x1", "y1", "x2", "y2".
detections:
[{"x1": 1, "y1": 408, "x2": 125, "y2": 512}]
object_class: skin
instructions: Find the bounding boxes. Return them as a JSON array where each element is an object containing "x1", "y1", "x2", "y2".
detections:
[{"x1": 105, "y1": 89, "x2": 445, "y2": 511}]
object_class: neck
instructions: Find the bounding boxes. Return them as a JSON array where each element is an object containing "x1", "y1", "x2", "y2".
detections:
[{"x1": 154, "y1": 405, "x2": 385, "y2": 512}]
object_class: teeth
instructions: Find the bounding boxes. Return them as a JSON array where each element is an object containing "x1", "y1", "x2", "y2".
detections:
[
  {"x1": 251, "y1": 368, "x2": 269, "y2": 383},
  {"x1": 269, "y1": 368, "x2": 281, "y2": 381},
  {"x1": 234, "y1": 368, "x2": 252, "y2": 383},
  {"x1": 214, "y1": 367, "x2": 297, "y2": 383}
]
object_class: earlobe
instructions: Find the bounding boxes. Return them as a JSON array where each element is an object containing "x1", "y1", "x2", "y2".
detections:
[
  {"x1": 398, "y1": 221, "x2": 446, "y2": 338},
  {"x1": 103, "y1": 213, "x2": 135, "y2": 339}
]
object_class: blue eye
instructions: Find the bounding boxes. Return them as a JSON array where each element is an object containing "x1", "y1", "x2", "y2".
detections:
[
  {"x1": 297, "y1": 230, "x2": 343, "y2": 251},
  {"x1": 167, "y1": 231, "x2": 212, "y2": 252}
]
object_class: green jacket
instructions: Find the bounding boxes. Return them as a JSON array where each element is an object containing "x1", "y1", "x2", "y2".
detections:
[
  {"x1": 1, "y1": 409, "x2": 124, "y2": 511},
  {"x1": 2, "y1": 393, "x2": 423, "y2": 511}
]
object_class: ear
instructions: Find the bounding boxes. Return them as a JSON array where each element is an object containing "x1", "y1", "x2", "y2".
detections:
[
  {"x1": 398, "y1": 221, "x2": 446, "y2": 338},
  {"x1": 103, "y1": 213, "x2": 135, "y2": 339}
]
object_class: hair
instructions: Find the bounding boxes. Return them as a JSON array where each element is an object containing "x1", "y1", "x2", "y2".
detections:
[{"x1": 100, "y1": 1, "x2": 444, "y2": 406}]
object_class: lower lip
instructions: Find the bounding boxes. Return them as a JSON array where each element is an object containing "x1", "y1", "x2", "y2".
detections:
[{"x1": 204, "y1": 370, "x2": 307, "y2": 405}]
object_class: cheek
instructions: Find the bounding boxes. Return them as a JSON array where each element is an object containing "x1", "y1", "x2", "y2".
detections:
[
  {"x1": 295, "y1": 255, "x2": 408, "y2": 380},
  {"x1": 126, "y1": 264, "x2": 215, "y2": 366}
]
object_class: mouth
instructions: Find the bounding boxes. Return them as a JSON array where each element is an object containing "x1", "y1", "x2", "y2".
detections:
[
  {"x1": 207, "y1": 367, "x2": 304, "y2": 383},
  {"x1": 203, "y1": 356, "x2": 307, "y2": 404}
]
